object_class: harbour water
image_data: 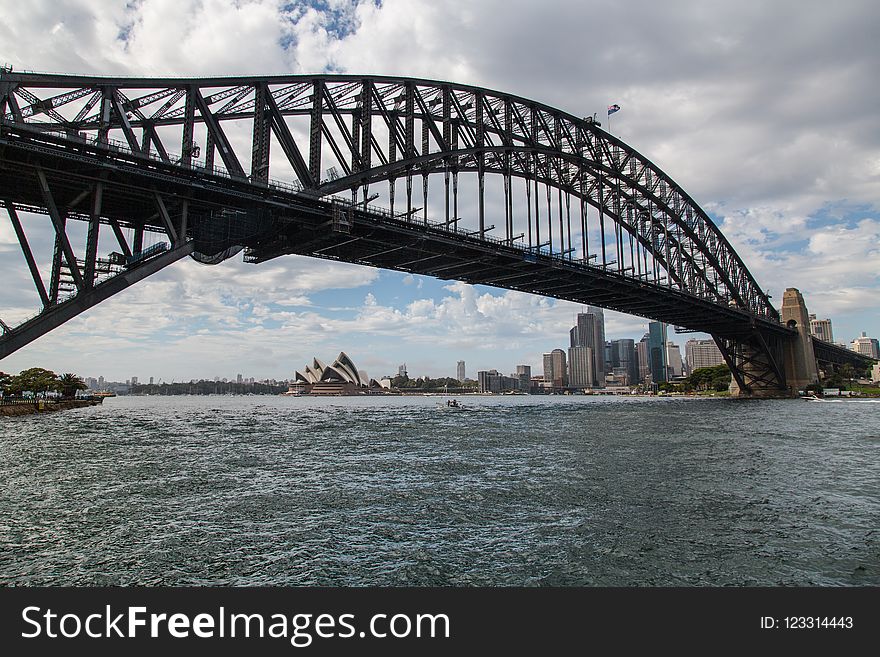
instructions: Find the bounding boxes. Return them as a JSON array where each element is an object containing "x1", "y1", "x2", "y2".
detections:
[{"x1": 1, "y1": 395, "x2": 878, "y2": 586}]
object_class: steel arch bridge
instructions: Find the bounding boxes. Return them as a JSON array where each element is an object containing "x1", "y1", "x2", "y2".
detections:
[{"x1": 0, "y1": 70, "x2": 809, "y2": 393}]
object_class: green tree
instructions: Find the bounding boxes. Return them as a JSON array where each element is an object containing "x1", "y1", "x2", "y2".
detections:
[
  {"x1": 10, "y1": 367, "x2": 59, "y2": 397},
  {"x1": 58, "y1": 373, "x2": 88, "y2": 398},
  {"x1": 685, "y1": 364, "x2": 731, "y2": 392}
]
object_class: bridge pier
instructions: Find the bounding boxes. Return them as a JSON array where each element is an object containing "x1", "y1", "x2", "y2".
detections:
[
  {"x1": 725, "y1": 287, "x2": 818, "y2": 398},
  {"x1": 778, "y1": 287, "x2": 819, "y2": 393}
]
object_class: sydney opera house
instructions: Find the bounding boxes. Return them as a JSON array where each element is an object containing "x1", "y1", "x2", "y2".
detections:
[{"x1": 287, "y1": 352, "x2": 375, "y2": 395}]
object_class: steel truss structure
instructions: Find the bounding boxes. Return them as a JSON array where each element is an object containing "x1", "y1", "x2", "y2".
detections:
[
  {"x1": 811, "y1": 336, "x2": 875, "y2": 371},
  {"x1": 0, "y1": 70, "x2": 818, "y2": 392}
]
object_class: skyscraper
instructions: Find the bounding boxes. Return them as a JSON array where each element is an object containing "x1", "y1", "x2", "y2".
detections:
[
  {"x1": 636, "y1": 338, "x2": 650, "y2": 383},
  {"x1": 568, "y1": 346, "x2": 594, "y2": 388},
  {"x1": 456, "y1": 360, "x2": 466, "y2": 382},
  {"x1": 569, "y1": 307, "x2": 606, "y2": 387},
  {"x1": 611, "y1": 339, "x2": 638, "y2": 385},
  {"x1": 515, "y1": 365, "x2": 531, "y2": 392},
  {"x1": 665, "y1": 341, "x2": 683, "y2": 378},
  {"x1": 647, "y1": 322, "x2": 668, "y2": 383},
  {"x1": 543, "y1": 349, "x2": 568, "y2": 388}
]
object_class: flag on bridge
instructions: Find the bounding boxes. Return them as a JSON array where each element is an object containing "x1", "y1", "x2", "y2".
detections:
[{"x1": 607, "y1": 104, "x2": 621, "y2": 116}]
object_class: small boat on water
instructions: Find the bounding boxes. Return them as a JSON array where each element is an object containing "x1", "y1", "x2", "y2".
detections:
[
  {"x1": 803, "y1": 394, "x2": 880, "y2": 403},
  {"x1": 439, "y1": 399, "x2": 465, "y2": 410}
]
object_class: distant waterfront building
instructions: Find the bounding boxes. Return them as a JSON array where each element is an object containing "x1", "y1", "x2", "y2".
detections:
[
  {"x1": 635, "y1": 339, "x2": 650, "y2": 383},
  {"x1": 665, "y1": 341, "x2": 683, "y2": 378},
  {"x1": 808, "y1": 314, "x2": 834, "y2": 343},
  {"x1": 291, "y1": 352, "x2": 372, "y2": 395},
  {"x1": 684, "y1": 339, "x2": 725, "y2": 373},
  {"x1": 398, "y1": 363, "x2": 407, "y2": 378},
  {"x1": 237, "y1": 373, "x2": 243, "y2": 384},
  {"x1": 568, "y1": 346, "x2": 595, "y2": 388},
  {"x1": 610, "y1": 339, "x2": 638, "y2": 386},
  {"x1": 872, "y1": 363, "x2": 880, "y2": 384},
  {"x1": 149, "y1": 376, "x2": 154, "y2": 385},
  {"x1": 542, "y1": 349, "x2": 568, "y2": 388},
  {"x1": 515, "y1": 365, "x2": 532, "y2": 392},
  {"x1": 647, "y1": 322, "x2": 668, "y2": 383},
  {"x1": 850, "y1": 332, "x2": 880, "y2": 359},
  {"x1": 569, "y1": 308, "x2": 606, "y2": 387},
  {"x1": 478, "y1": 369, "x2": 521, "y2": 393},
  {"x1": 457, "y1": 360, "x2": 466, "y2": 382},
  {"x1": 608, "y1": 367, "x2": 631, "y2": 387},
  {"x1": 98, "y1": 376, "x2": 105, "y2": 389},
  {"x1": 131, "y1": 376, "x2": 138, "y2": 386}
]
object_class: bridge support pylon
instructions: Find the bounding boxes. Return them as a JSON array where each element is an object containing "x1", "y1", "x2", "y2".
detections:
[
  {"x1": 719, "y1": 287, "x2": 818, "y2": 398},
  {"x1": 778, "y1": 287, "x2": 819, "y2": 393}
]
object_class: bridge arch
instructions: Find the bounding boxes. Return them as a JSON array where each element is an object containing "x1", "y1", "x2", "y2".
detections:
[{"x1": 1, "y1": 70, "x2": 805, "y2": 395}]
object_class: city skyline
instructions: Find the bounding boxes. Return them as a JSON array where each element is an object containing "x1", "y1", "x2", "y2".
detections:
[
  {"x1": 0, "y1": 0, "x2": 878, "y2": 380},
  {"x1": 46, "y1": 317, "x2": 880, "y2": 386}
]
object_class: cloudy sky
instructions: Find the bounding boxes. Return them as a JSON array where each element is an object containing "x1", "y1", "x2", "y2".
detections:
[{"x1": 1, "y1": 0, "x2": 877, "y2": 382}]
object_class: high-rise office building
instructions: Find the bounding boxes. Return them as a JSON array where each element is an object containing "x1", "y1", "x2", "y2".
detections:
[
  {"x1": 610, "y1": 339, "x2": 638, "y2": 385},
  {"x1": 666, "y1": 341, "x2": 683, "y2": 378},
  {"x1": 515, "y1": 365, "x2": 531, "y2": 392},
  {"x1": 851, "y1": 332, "x2": 879, "y2": 359},
  {"x1": 569, "y1": 307, "x2": 606, "y2": 387},
  {"x1": 131, "y1": 376, "x2": 138, "y2": 386},
  {"x1": 808, "y1": 314, "x2": 834, "y2": 343},
  {"x1": 636, "y1": 339, "x2": 650, "y2": 383},
  {"x1": 543, "y1": 349, "x2": 568, "y2": 388},
  {"x1": 684, "y1": 339, "x2": 725, "y2": 373},
  {"x1": 398, "y1": 363, "x2": 407, "y2": 378},
  {"x1": 456, "y1": 360, "x2": 466, "y2": 382},
  {"x1": 237, "y1": 373, "x2": 243, "y2": 384},
  {"x1": 568, "y1": 346, "x2": 594, "y2": 388},
  {"x1": 647, "y1": 322, "x2": 668, "y2": 383}
]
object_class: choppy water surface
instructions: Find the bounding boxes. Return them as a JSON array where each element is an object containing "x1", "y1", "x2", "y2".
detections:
[{"x1": 1, "y1": 394, "x2": 878, "y2": 586}]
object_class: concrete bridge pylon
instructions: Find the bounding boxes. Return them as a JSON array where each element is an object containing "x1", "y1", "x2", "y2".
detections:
[{"x1": 779, "y1": 287, "x2": 819, "y2": 393}]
